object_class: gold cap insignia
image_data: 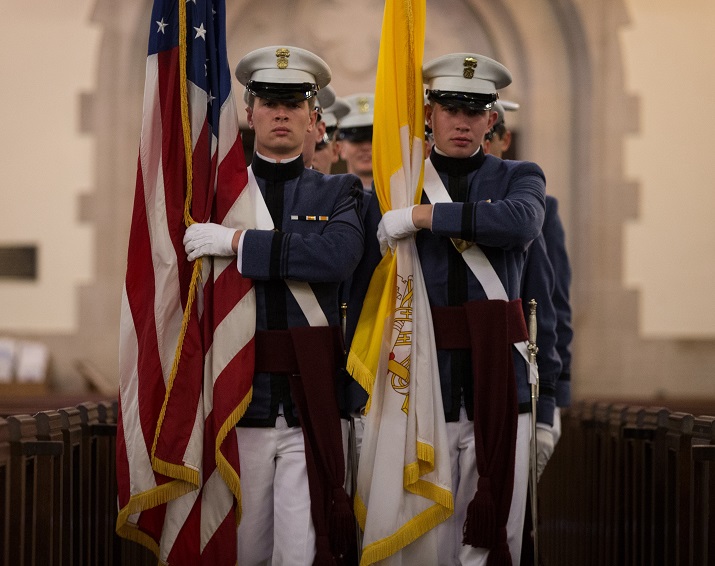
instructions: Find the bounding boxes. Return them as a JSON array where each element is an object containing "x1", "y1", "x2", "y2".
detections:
[
  {"x1": 358, "y1": 96, "x2": 370, "y2": 113},
  {"x1": 357, "y1": 96, "x2": 370, "y2": 114},
  {"x1": 463, "y1": 57, "x2": 478, "y2": 79},
  {"x1": 276, "y1": 48, "x2": 290, "y2": 69}
]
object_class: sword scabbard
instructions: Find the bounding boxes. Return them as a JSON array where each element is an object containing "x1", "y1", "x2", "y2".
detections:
[
  {"x1": 340, "y1": 302, "x2": 348, "y2": 355},
  {"x1": 528, "y1": 299, "x2": 538, "y2": 365}
]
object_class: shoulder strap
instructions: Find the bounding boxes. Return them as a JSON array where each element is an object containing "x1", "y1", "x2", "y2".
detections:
[
  {"x1": 247, "y1": 167, "x2": 329, "y2": 327},
  {"x1": 422, "y1": 160, "x2": 537, "y2": 383}
]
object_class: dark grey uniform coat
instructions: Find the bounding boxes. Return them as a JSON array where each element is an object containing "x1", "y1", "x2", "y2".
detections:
[
  {"x1": 238, "y1": 155, "x2": 365, "y2": 426},
  {"x1": 416, "y1": 149, "x2": 546, "y2": 421}
]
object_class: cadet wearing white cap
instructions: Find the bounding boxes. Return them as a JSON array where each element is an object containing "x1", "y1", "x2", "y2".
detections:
[
  {"x1": 334, "y1": 91, "x2": 381, "y2": 341},
  {"x1": 377, "y1": 52, "x2": 546, "y2": 566},
  {"x1": 313, "y1": 88, "x2": 350, "y2": 174},
  {"x1": 482, "y1": 99, "x2": 572, "y2": 473},
  {"x1": 519, "y1": 192, "x2": 573, "y2": 566},
  {"x1": 183, "y1": 44, "x2": 365, "y2": 565},
  {"x1": 482, "y1": 99, "x2": 562, "y2": 474},
  {"x1": 484, "y1": 101, "x2": 573, "y2": 565},
  {"x1": 337, "y1": 93, "x2": 375, "y2": 190}
]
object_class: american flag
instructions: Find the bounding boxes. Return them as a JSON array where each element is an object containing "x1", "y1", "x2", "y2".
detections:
[{"x1": 115, "y1": 0, "x2": 254, "y2": 562}]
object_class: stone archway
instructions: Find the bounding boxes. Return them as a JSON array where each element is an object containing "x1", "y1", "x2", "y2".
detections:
[{"x1": 77, "y1": 0, "x2": 683, "y2": 400}]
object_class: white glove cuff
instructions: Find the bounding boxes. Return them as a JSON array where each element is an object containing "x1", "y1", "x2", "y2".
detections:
[
  {"x1": 398, "y1": 205, "x2": 417, "y2": 233},
  {"x1": 218, "y1": 225, "x2": 236, "y2": 256}
]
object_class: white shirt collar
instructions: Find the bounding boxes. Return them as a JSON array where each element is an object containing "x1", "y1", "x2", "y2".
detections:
[
  {"x1": 255, "y1": 151, "x2": 301, "y2": 164},
  {"x1": 432, "y1": 145, "x2": 483, "y2": 158}
]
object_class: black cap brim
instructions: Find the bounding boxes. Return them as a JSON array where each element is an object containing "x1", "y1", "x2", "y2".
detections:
[
  {"x1": 427, "y1": 90, "x2": 497, "y2": 111},
  {"x1": 337, "y1": 125, "x2": 373, "y2": 142},
  {"x1": 247, "y1": 81, "x2": 318, "y2": 101}
]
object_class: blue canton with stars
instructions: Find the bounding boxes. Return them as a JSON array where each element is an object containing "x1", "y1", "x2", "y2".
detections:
[{"x1": 148, "y1": 0, "x2": 232, "y2": 137}]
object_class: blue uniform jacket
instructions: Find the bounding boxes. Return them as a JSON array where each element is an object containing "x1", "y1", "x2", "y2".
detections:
[
  {"x1": 342, "y1": 188, "x2": 382, "y2": 349},
  {"x1": 340, "y1": 187, "x2": 381, "y2": 414},
  {"x1": 543, "y1": 195, "x2": 573, "y2": 408},
  {"x1": 238, "y1": 155, "x2": 365, "y2": 426},
  {"x1": 520, "y1": 232, "x2": 561, "y2": 426},
  {"x1": 417, "y1": 150, "x2": 546, "y2": 421}
]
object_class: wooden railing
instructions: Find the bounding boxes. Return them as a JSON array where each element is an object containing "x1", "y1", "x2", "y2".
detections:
[
  {"x1": 0, "y1": 397, "x2": 712, "y2": 565},
  {"x1": 539, "y1": 400, "x2": 715, "y2": 566},
  {"x1": 0, "y1": 399, "x2": 154, "y2": 566}
]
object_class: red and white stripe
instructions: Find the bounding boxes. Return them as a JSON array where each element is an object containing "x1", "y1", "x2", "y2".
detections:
[{"x1": 117, "y1": 41, "x2": 253, "y2": 565}]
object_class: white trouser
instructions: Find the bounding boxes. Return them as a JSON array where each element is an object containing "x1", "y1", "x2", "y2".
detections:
[
  {"x1": 436, "y1": 409, "x2": 531, "y2": 566},
  {"x1": 235, "y1": 417, "x2": 316, "y2": 565}
]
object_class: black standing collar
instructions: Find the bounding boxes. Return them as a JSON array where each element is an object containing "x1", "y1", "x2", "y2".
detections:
[
  {"x1": 429, "y1": 147, "x2": 486, "y2": 176},
  {"x1": 252, "y1": 153, "x2": 305, "y2": 181}
]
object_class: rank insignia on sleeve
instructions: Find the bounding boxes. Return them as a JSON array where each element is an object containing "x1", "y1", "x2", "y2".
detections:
[{"x1": 291, "y1": 215, "x2": 329, "y2": 221}]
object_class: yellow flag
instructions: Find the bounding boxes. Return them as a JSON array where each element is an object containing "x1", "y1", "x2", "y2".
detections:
[
  {"x1": 347, "y1": 0, "x2": 426, "y2": 394},
  {"x1": 349, "y1": 1, "x2": 453, "y2": 563}
]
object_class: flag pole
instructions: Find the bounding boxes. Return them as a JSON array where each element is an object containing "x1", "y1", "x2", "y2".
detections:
[{"x1": 528, "y1": 299, "x2": 539, "y2": 563}]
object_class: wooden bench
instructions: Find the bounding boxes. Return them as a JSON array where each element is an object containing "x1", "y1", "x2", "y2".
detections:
[
  {"x1": 540, "y1": 400, "x2": 715, "y2": 566},
  {"x1": 7, "y1": 414, "x2": 63, "y2": 566},
  {"x1": 690, "y1": 416, "x2": 715, "y2": 566},
  {"x1": 35, "y1": 410, "x2": 65, "y2": 565}
]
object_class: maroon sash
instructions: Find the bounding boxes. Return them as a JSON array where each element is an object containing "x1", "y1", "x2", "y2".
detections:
[
  {"x1": 254, "y1": 326, "x2": 354, "y2": 565},
  {"x1": 432, "y1": 299, "x2": 527, "y2": 566}
]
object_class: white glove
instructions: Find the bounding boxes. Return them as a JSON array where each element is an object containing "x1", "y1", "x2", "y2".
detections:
[
  {"x1": 551, "y1": 407, "x2": 562, "y2": 447},
  {"x1": 183, "y1": 222, "x2": 236, "y2": 261},
  {"x1": 376, "y1": 205, "x2": 418, "y2": 255},
  {"x1": 535, "y1": 424, "x2": 555, "y2": 482}
]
